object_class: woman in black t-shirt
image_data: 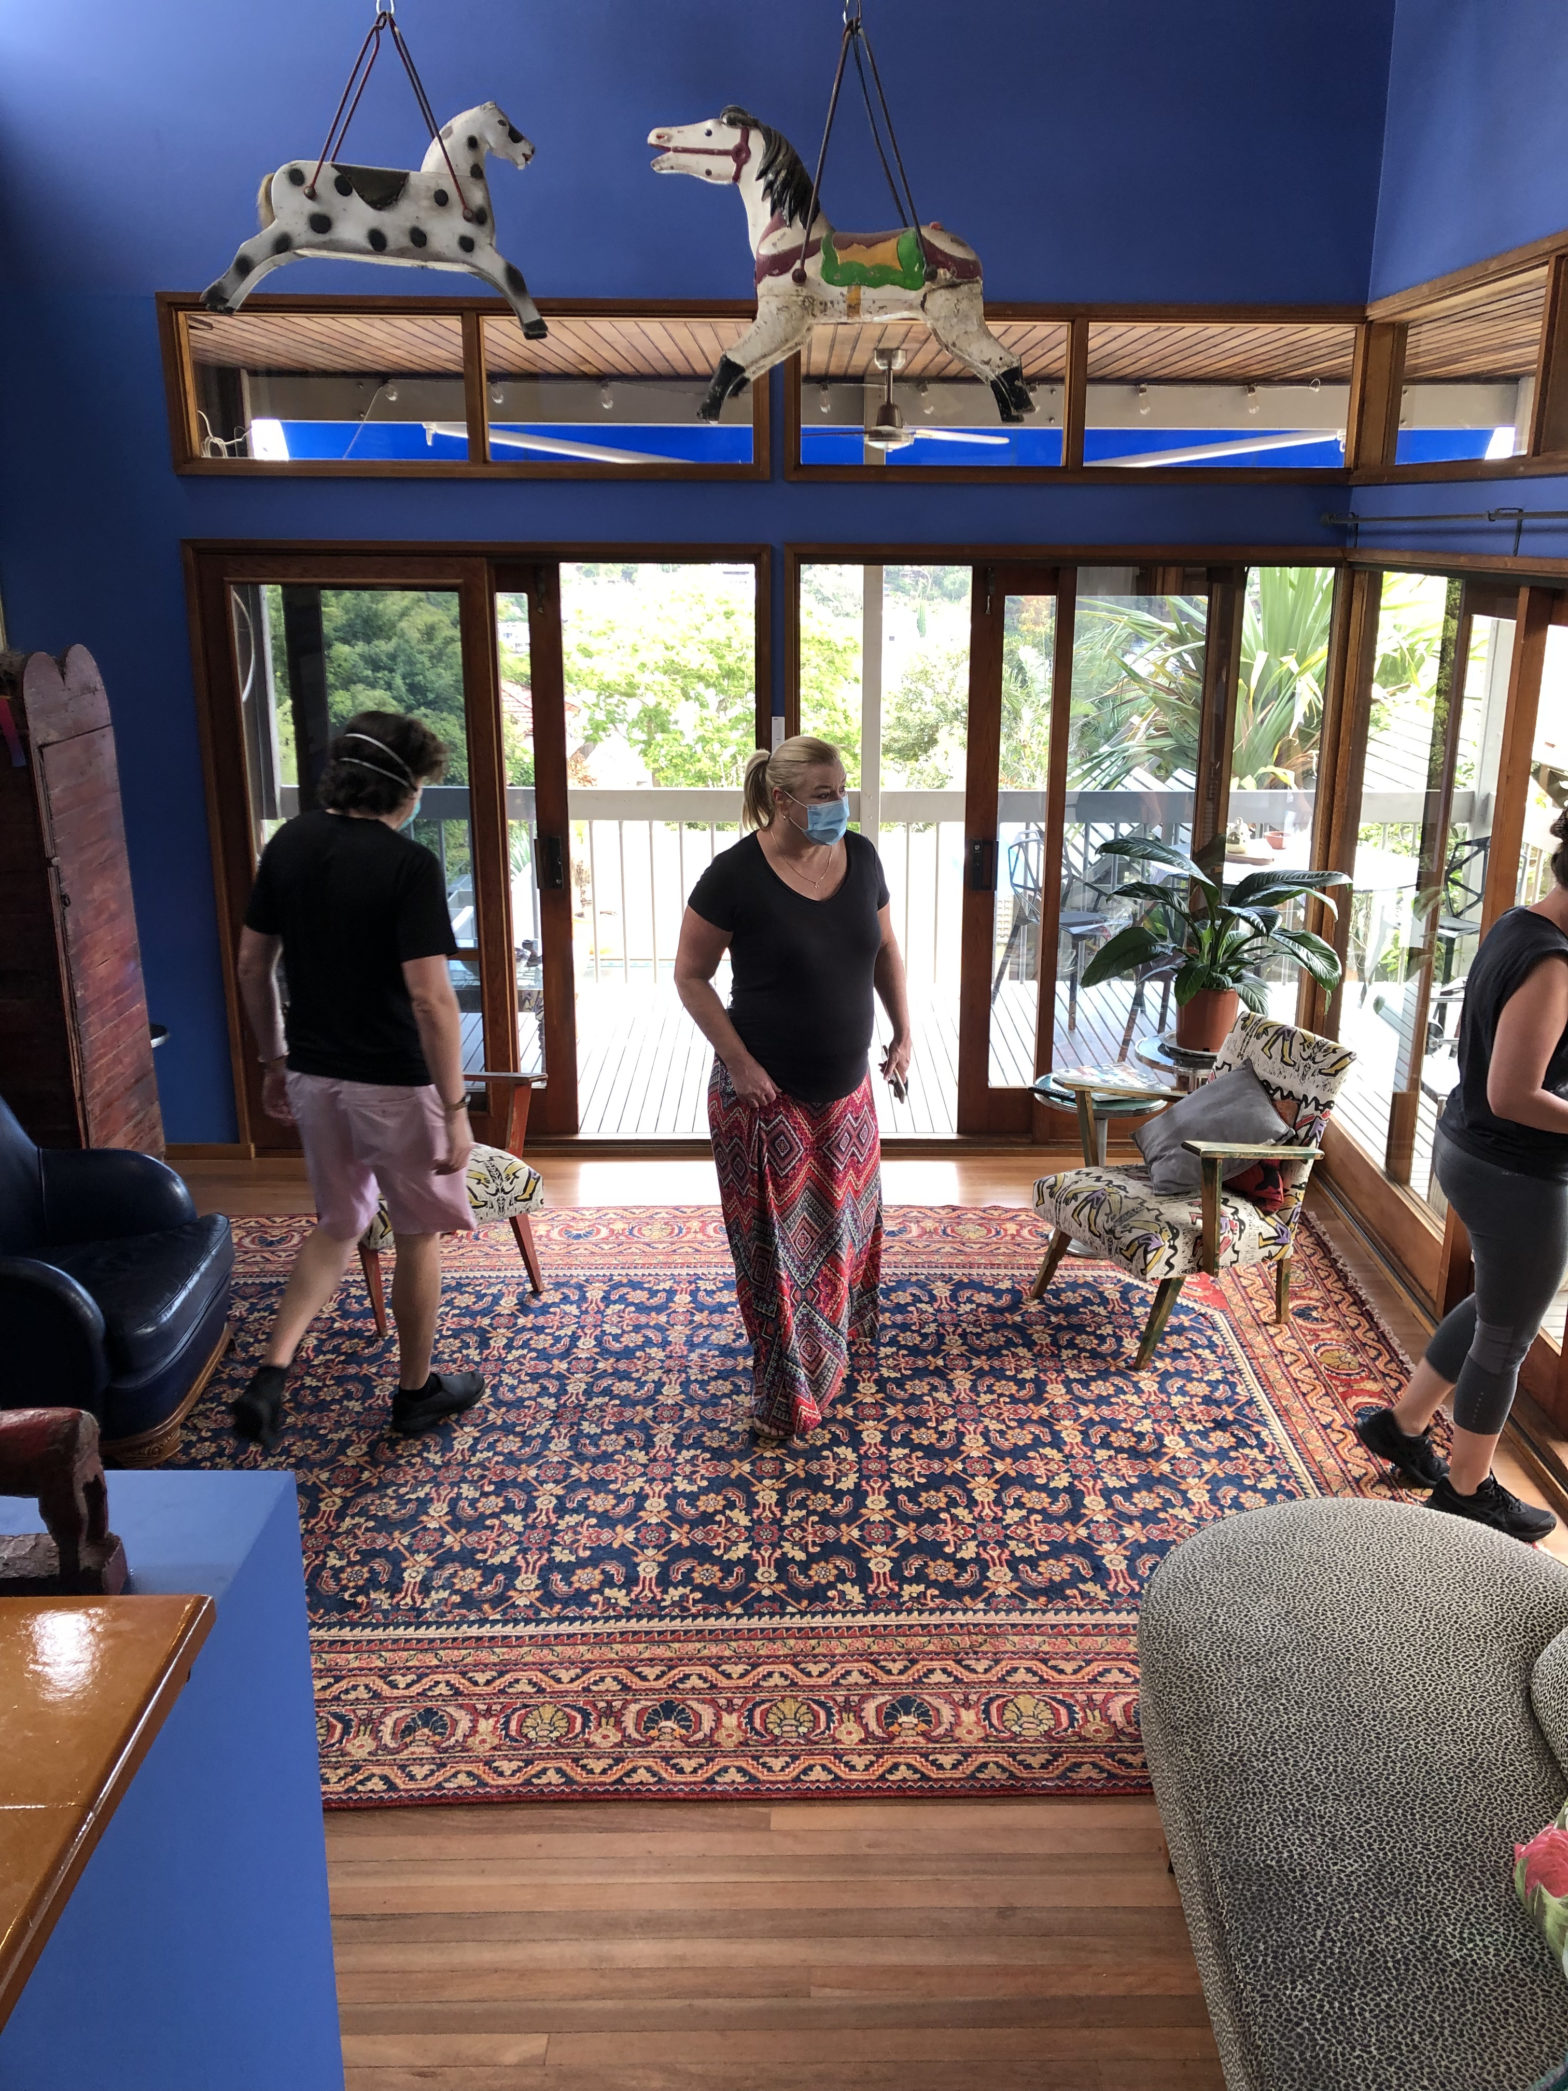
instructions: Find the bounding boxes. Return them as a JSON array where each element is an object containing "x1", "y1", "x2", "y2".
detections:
[
  {"x1": 675, "y1": 736, "x2": 912, "y2": 1441},
  {"x1": 1353, "y1": 815, "x2": 1568, "y2": 1542}
]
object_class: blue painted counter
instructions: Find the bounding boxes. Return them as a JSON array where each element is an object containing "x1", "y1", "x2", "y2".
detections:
[{"x1": 0, "y1": 1471, "x2": 342, "y2": 2090}]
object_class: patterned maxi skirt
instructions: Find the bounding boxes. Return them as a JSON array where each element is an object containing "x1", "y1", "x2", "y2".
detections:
[{"x1": 708, "y1": 1060, "x2": 883, "y2": 1438}]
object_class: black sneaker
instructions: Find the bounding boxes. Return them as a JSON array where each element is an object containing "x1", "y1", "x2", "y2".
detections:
[
  {"x1": 1354, "y1": 1404, "x2": 1449, "y2": 1490},
  {"x1": 392, "y1": 1371, "x2": 485, "y2": 1436},
  {"x1": 231, "y1": 1365, "x2": 286, "y2": 1452},
  {"x1": 1429, "y1": 1473, "x2": 1558, "y2": 1543}
]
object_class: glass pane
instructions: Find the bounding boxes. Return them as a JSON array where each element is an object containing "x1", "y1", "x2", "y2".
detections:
[
  {"x1": 1522, "y1": 625, "x2": 1568, "y2": 909},
  {"x1": 558, "y1": 563, "x2": 756, "y2": 1132},
  {"x1": 799, "y1": 564, "x2": 970, "y2": 1131},
  {"x1": 1397, "y1": 268, "x2": 1547, "y2": 464},
  {"x1": 229, "y1": 582, "x2": 484, "y2": 1069},
  {"x1": 1409, "y1": 609, "x2": 1516, "y2": 1211},
  {"x1": 798, "y1": 321, "x2": 1065, "y2": 468},
  {"x1": 987, "y1": 597, "x2": 1055, "y2": 1087},
  {"x1": 1336, "y1": 573, "x2": 1456, "y2": 1176},
  {"x1": 187, "y1": 310, "x2": 468, "y2": 461},
  {"x1": 484, "y1": 316, "x2": 754, "y2": 467},
  {"x1": 494, "y1": 592, "x2": 546, "y2": 1078},
  {"x1": 1226, "y1": 567, "x2": 1337, "y2": 1022},
  {"x1": 1054, "y1": 573, "x2": 1206, "y2": 1070},
  {"x1": 1085, "y1": 323, "x2": 1353, "y2": 468}
]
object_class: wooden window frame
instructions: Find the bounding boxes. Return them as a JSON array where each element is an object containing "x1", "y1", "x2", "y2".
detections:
[
  {"x1": 159, "y1": 294, "x2": 771, "y2": 482},
  {"x1": 784, "y1": 303, "x2": 1365, "y2": 485}
]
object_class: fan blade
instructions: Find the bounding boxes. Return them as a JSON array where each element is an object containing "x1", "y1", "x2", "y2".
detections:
[
  {"x1": 1107, "y1": 430, "x2": 1343, "y2": 468},
  {"x1": 423, "y1": 421, "x2": 677, "y2": 466},
  {"x1": 908, "y1": 426, "x2": 1012, "y2": 446}
]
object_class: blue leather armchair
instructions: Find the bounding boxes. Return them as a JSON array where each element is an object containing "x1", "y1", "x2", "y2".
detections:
[{"x1": 0, "y1": 1096, "x2": 233, "y2": 1463}]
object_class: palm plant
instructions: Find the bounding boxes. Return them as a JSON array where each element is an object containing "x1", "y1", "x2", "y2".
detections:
[
  {"x1": 1071, "y1": 568, "x2": 1444, "y2": 795},
  {"x1": 1078, "y1": 835, "x2": 1351, "y2": 1010}
]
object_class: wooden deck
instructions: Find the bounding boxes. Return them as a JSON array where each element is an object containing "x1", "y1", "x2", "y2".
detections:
[{"x1": 572, "y1": 976, "x2": 1160, "y2": 1138}]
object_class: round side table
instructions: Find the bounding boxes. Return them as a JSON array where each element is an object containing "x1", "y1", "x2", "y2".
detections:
[{"x1": 1134, "y1": 1033, "x2": 1219, "y2": 1090}]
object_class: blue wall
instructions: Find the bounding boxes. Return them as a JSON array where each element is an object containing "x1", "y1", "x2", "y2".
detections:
[
  {"x1": 0, "y1": 0, "x2": 1399, "y2": 1141},
  {"x1": 1373, "y1": 0, "x2": 1568, "y2": 297}
]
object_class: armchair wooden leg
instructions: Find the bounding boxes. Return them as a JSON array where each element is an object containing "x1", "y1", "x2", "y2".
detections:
[
  {"x1": 510, "y1": 1214, "x2": 545, "y2": 1296},
  {"x1": 1275, "y1": 1257, "x2": 1291, "y2": 1325},
  {"x1": 1134, "y1": 1277, "x2": 1185, "y2": 1370},
  {"x1": 358, "y1": 1245, "x2": 389, "y2": 1338},
  {"x1": 1028, "y1": 1227, "x2": 1074, "y2": 1301}
]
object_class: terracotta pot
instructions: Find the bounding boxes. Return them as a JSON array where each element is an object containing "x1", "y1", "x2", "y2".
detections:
[{"x1": 1175, "y1": 986, "x2": 1240, "y2": 1054}]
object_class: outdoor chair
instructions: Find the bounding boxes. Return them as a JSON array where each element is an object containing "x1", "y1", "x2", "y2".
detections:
[
  {"x1": 1435, "y1": 834, "x2": 1490, "y2": 983},
  {"x1": 990, "y1": 826, "x2": 1046, "y2": 1004},
  {"x1": 356, "y1": 1071, "x2": 546, "y2": 1334},
  {"x1": 1027, "y1": 1014, "x2": 1354, "y2": 1368}
]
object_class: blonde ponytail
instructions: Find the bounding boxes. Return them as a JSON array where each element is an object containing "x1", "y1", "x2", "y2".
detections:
[
  {"x1": 742, "y1": 748, "x2": 774, "y2": 831},
  {"x1": 740, "y1": 735, "x2": 844, "y2": 832}
]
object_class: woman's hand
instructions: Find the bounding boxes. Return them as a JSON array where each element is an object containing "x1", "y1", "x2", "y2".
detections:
[
  {"x1": 880, "y1": 1034, "x2": 913, "y2": 1088},
  {"x1": 727, "y1": 1054, "x2": 779, "y2": 1109}
]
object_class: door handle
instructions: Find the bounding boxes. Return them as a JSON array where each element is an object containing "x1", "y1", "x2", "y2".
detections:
[
  {"x1": 536, "y1": 835, "x2": 565, "y2": 891},
  {"x1": 967, "y1": 838, "x2": 998, "y2": 892}
]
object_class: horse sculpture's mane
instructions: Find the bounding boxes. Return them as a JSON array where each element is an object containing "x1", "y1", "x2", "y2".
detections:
[{"x1": 721, "y1": 106, "x2": 818, "y2": 228}]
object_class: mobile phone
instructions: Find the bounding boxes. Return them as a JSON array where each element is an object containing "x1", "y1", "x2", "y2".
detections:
[{"x1": 889, "y1": 1072, "x2": 908, "y2": 1103}]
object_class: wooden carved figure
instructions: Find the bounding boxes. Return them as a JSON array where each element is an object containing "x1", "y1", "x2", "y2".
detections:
[
  {"x1": 648, "y1": 107, "x2": 1033, "y2": 424},
  {"x1": 203, "y1": 102, "x2": 547, "y2": 338},
  {"x1": 0, "y1": 1409, "x2": 127, "y2": 1596}
]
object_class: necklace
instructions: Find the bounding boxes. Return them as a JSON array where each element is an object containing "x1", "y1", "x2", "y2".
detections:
[{"x1": 770, "y1": 835, "x2": 840, "y2": 891}]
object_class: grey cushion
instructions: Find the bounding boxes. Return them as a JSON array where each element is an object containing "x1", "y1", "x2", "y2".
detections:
[
  {"x1": 1535, "y1": 1626, "x2": 1568, "y2": 1784},
  {"x1": 1133, "y1": 1061, "x2": 1290, "y2": 1193},
  {"x1": 1139, "y1": 1497, "x2": 1568, "y2": 2091}
]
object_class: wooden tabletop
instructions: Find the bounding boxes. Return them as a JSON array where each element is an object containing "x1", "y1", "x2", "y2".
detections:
[{"x1": 0, "y1": 1594, "x2": 214, "y2": 2028}]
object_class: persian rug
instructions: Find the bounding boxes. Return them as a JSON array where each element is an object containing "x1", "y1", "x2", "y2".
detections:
[{"x1": 176, "y1": 1206, "x2": 1417, "y2": 1806}]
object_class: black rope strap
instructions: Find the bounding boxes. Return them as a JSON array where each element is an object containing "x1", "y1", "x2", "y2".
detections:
[
  {"x1": 792, "y1": 0, "x2": 933, "y2": 286},
  {"x1": 307, "y1": 3, "x2": 472, "y2": 219}
]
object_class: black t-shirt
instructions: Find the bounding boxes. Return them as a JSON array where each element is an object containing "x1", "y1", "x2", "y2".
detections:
[
  {"x1": 1440, "y1": 906, "x2": 1568, "y2": 1180},
  {"x1": 244, "y1": 810, "x2": 457, "y2": 1086},
  {"x1": 688, "y1": 830, "x2": 889, "y2": 1103}
]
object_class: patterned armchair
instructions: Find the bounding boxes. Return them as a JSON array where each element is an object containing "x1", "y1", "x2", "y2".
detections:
[
  {"x1": 1029, "y1": 1015, "x2": 1355, "y2": 1369},
  {"x1": 356, "y1": 1072, "x2": 545, "y2": 1336}
]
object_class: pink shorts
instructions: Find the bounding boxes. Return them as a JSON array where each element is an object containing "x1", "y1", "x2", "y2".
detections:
[{"x1": 286, "y1": 1073, "x2": 475, "y2": 1242}]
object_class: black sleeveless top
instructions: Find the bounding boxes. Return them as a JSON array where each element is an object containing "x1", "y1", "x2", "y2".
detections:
[{"x1": 1439, "y1": 907, "x2": 1568, "y2": 1180}]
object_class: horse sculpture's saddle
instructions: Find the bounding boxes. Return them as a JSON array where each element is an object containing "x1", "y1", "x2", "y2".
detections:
[
  {"x1": 332, "y1": 164, "x2": 413, "y2": 212},
  {"x1": 819, "y1": 228, "x2": 927, "y2": 291}
]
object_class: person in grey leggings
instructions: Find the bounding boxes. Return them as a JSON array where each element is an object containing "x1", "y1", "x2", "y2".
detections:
[{"x1": 1356, "y1": 844, "x2": 1568, "y2": 1544}]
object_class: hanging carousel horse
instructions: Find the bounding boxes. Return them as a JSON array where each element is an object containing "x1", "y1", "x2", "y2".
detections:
[
  {"x1": 649, "y1": 107, "x2": 1033, "y2": 424},
  {"x1": 202, "y1": 101, "x2": 548, "y2": 338}
]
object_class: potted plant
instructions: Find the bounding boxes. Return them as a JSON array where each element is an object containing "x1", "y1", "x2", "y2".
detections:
[{"x1": 1077, "y1": 836, "x2": 1351, "y2": 1053}]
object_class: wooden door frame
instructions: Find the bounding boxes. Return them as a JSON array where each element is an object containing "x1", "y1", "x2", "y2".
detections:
[
  {"x1": 187, "y1": 542, "x2": 774, "y2": 1148},
  {"x1": 956, "y1": 562, "x2": 1062, "y2": 1136}
]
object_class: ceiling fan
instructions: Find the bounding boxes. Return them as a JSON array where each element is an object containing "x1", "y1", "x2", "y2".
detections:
[
  {"x1": 862, "y1": 346, "x2": 1011, "y2": 449},
  {"x1": 422, "y1": 421, "x2": 677, "y2": 465}
]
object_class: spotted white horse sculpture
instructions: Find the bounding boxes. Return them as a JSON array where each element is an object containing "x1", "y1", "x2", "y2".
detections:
[
  {"x1": 649, "y1": 107, "x2": 1032, "y2": 424},
  {"x1": 202, "y1": 101, "x2": 547, "y2": 338}
]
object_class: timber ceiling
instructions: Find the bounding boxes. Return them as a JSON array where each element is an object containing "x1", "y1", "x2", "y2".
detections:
[
  {"x1": 178, "y1": 273, "x2": 1552, "y2": 390},
  {"x1": 1401, "y1": 267, "x2": 1548, "y2": 382}
]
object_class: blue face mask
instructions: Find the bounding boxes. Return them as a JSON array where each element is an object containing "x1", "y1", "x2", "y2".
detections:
[
  {"x1": 788, "y1": 791, "x2": 849, "y2": 845},
  {"x1": 400, "y1": 792, "x2": 423, "y2": 830}
]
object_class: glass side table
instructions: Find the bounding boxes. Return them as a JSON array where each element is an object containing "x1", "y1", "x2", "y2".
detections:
[{"x1": 1134, "y1": 1033, "x2": 1220, "y2": 1091}]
